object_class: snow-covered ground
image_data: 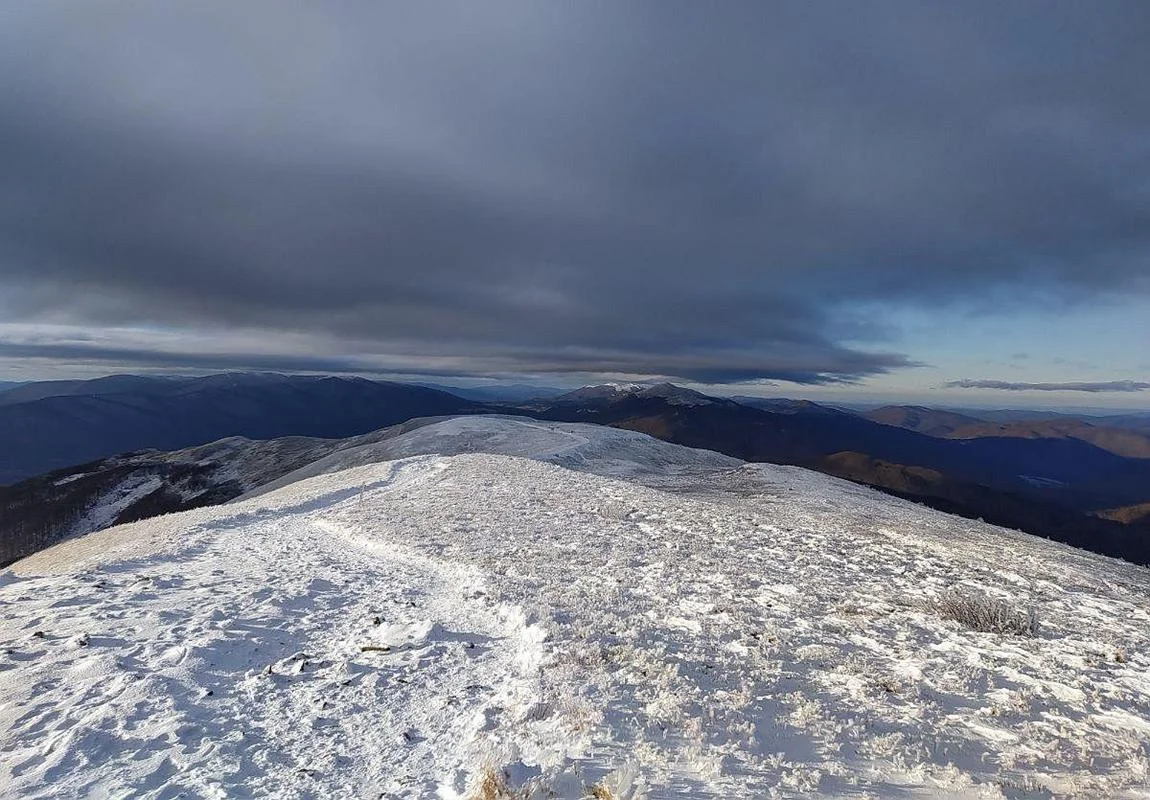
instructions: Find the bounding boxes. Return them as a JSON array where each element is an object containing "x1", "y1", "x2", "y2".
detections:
[
  {"x1": 2, "y1": 417, "x2": 1150, "y2": 798},
  {"x1": 63, "y1": 473, "x2": 166, "y2": 538}
]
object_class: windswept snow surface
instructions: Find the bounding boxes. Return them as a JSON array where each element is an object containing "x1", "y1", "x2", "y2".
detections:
[{"x1": 3, "y1": 419, "x2": 1150, "y2": 798}]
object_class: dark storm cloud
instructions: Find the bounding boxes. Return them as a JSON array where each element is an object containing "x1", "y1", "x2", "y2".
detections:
[
  {"x1": 0, "y1": 2, "x2": 1148, "y2": 382},
  {"x1": 0, "y1": 340, "x2": 377, "y2": 376},
  {"x1": 0, "y1": 336, "x2": 915, "y2": 386},
  {"x1": 947, "y1": 380, "x2": 1150, "y2": 393}
]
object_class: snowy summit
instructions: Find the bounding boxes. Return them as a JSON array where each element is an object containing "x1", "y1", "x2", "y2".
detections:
[
  {"x1": 554, "y1": 383, "x2": 723, "y2": 407},
  {"x1": 2, "y1": 417, "x2": 1150, "y2": 798}
]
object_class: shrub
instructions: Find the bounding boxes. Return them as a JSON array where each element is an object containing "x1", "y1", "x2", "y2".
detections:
[{"x1": 931, "y1": 588, "x2": 1039, "y2": 636}]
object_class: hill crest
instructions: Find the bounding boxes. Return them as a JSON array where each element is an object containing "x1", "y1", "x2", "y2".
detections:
[{"x1": 4, "y1": 419, "x2": 1150, "y2": 797}]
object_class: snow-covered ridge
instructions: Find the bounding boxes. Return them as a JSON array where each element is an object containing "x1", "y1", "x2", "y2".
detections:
[
  {"x1": 555, "y1": 382, "x2": 724, "y2": 406},
  {"x1": 3, "y1": 418, "x2": 1150, "y2": 798},
  {"x1": 243, "y1": 415, "x2": 739, "y2": 499},
  {"x1": 1, "y1": 415, "x2": 734, "y2": 569}
]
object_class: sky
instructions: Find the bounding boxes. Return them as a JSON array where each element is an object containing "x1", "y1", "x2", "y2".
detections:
[{"x1": 0, "y1": 2, "x2": 1148, "y2": 409}]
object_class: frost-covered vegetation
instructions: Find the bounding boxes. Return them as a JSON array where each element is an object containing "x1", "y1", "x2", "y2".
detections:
[{"x1": 931, "y1": 588, "x2": 1041, "y2": 636}]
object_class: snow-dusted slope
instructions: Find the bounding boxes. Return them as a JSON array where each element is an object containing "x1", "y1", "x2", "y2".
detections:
[
  {"x1": 4, "y1": 415, "x2": 730, "y2": 567},
  {"x1": 3, "y1": 419, "x2": 1150, "y2": 798},
  {"x1": 244, "y1": 415, "x2": 740, "y2": 498}
]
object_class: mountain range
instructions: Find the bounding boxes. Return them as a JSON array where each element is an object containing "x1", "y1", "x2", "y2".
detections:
[
  {"x1": 2, "y1": 375, "x2": 1149, "y2": 567},
  {"x1": 0, "y1": 374, "x2": 483, "y2": 485},
  {"x1": 865, "y1": 405, "x2": 1150, "y2": 458},
  {"x1": 416, "y1": 382, "x2": 567, "y2": 402}
]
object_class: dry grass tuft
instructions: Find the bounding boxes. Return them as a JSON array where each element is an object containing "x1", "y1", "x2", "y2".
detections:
[
  {"x1": 470, "y1": 767, "x2": 516, "y2": 800},
  {"x1": 468, "y1": 766, "x2": 556, "y2": 800},
  {"x1": 467, "y1": 767, "x2": 621, "y2": 800},
  {"x1": 931, "y1": 588, "x2": 1039, "y2": 636}
]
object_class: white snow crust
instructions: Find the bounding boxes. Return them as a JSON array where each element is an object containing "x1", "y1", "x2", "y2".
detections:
[{"x1": 3, "y1": 417, "x2": 1150, "y2": 798}]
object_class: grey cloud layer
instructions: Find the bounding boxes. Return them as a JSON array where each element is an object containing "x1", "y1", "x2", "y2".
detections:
[
  {"x1": 1, "y1": 2, "x2": 1148, "y2": 382},
  {"x1": 947, "y1": 380, "x2": 1150, "y2": 393}
]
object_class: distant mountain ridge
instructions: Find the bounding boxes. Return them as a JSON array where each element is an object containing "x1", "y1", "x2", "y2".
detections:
[
  {"x1": 865, "y1": 404, "x2": 1150, "y2": 459},
  {"x1": 862, "y1": 405, "x2": 989, "y2": 436},
  {"x1": 730, "y1": 396, "x2": 853, "y2": 416},
  {"x1": 417, "y1": 382, "x2": 567, "y2": 402},
  {"x1": 0, "y1": 374, "x2": 184, "y2": 407},
  {"x1": 0, "y1": 373, "x2": 484, "y2": 484}
]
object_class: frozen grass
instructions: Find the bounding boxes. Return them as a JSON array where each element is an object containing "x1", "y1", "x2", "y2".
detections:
[
  {"x1": 931, "y1": 587, "x2": 1040, "y2": 636},
  {"x1": 466, "y1": 766, "x2": 618, "y2": 800},
  {"x1": 469, "y1": 767, "x2": 524, "y2": 800}
]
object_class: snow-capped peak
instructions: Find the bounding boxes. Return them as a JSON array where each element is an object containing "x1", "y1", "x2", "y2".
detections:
[
  {"x1": 556, "y1": 382, "x2": 720, "y2": 406},
  {"x1": 556, "y1": 382, "x2": 643, "y2": 400}
]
